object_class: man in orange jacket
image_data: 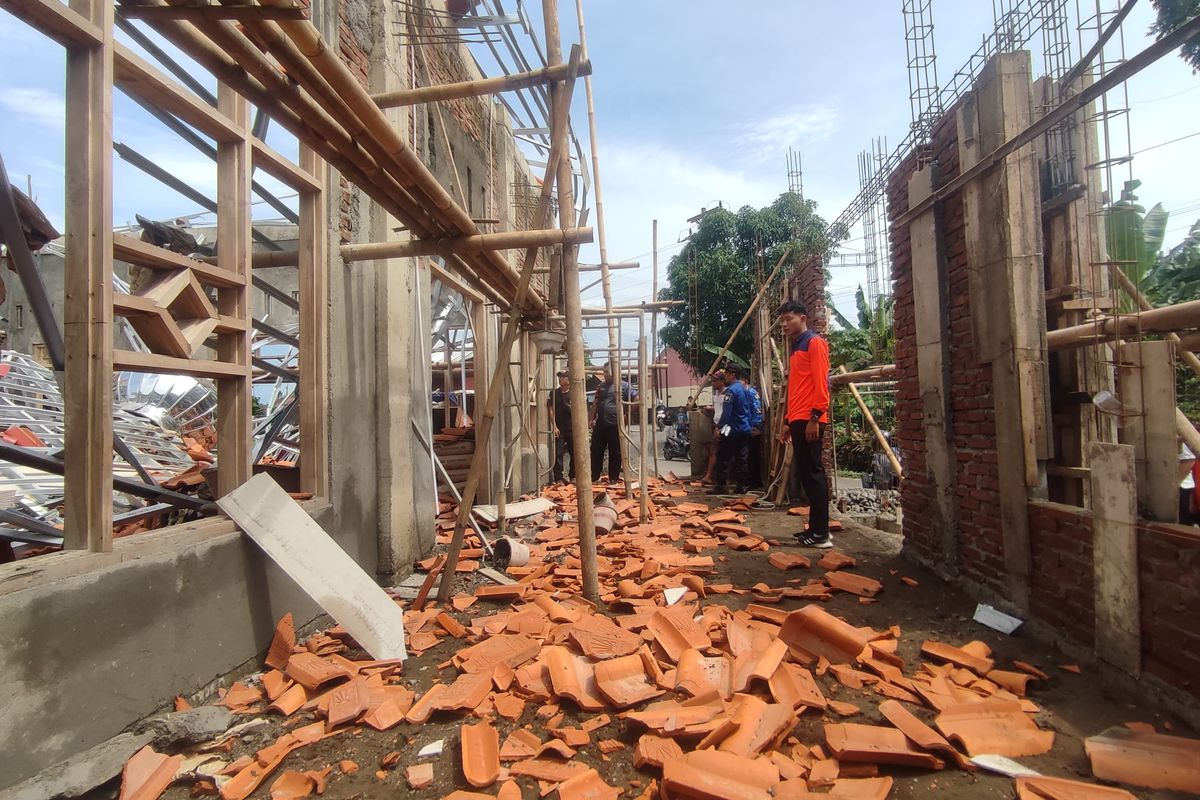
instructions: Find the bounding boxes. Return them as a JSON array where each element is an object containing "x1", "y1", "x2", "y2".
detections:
[{"x1": 777, "y1": 300, "x2": 833, "y2": 548}]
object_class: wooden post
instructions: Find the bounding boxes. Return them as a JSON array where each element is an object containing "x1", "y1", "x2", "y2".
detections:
[
  {"x1": 547, "y1": 0, "x2": 599, "y2": 602},
  {"x1": 215, "y1": 84, "x2": 253, "y2": 497},
  {"x1": 298, "y1": 143, "x2": 328, "y2": 497},
  {"x1": 638, "y1": 334, "x2": 650, "y2": 523},
  {"x1": 63, "y1": 0, "x2": 114, "y2": 551},
  {"x1": 1089, "y1": 441, "x2": 1140, "y2": 674},
  {"x1": 436, "y1": 42, "x2": 585, "y2": 603},
  {"x1": 1117, "y1": 341, "x2": 1178, "y2": 522},
  {"x1": 702, "y1": 248, "x2": 791, "y2": 379}
]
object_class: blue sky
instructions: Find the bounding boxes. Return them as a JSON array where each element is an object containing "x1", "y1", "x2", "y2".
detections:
[{"x1": 1, "y1": 0, "x2": 1198, "y2": 342}]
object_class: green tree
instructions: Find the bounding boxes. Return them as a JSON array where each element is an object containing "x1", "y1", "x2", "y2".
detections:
[
  {"x1": 1149, "y1": 0, "x2": 1200, "y2": 72},
  {"x1": 657, "y1": 192, "x2": 837, "y2": 376}
]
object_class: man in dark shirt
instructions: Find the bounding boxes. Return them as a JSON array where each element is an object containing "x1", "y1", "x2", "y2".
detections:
[
  {"x1": 546, "y1": 371, "x2": 574, "y2": 483},
  {"x1": 589, "y1": 365, "x2": 636, "y2": 482},
  {"x1": 710, "y1": 364, "x2": 751, "y2": 495}
]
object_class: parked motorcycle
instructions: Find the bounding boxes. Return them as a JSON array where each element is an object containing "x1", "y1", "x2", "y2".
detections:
[{"x1": 663, "y1": 417, "x2": 690, "y2": 461}]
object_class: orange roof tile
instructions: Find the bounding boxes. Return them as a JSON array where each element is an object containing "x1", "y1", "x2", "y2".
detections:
[
  {"x1": 661, "y1": 750, "x2": 779, "y2": 800},
  {"x1": 1084, "y1": 726, "x2": 1200, "y2": 793},
  {"x1": 779, "y1": 606, "x2": 872, "y2": 665},
  {"x1": 594, "y1": 652, "x2": 666, "y2": 708},
  {"x1": 461, "y1": 721, "x2": 501, "y2": 788},
  {"x1": 543, "y1": 645, "x2": 608, "y2": 711},
  {"x1": 1014, "y1": 776, "x2": 1137, "y2": 799},
  {"x1": 825, "y1": 722, "x2": 945, "y2": 769},
  {"x1": 119, "y1": 746, "x2": 182, "y2": 800},
  {"x1": 935, "y1": 699, "x2": 1054, "y2": 757},
  {"x1": 568, "y1": 613, "x2": 643, "y2": 660}
]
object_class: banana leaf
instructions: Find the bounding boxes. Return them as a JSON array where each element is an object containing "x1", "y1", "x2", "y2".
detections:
[{"x1": 703, "y1": 343, "x2": 749, "y2": 369}]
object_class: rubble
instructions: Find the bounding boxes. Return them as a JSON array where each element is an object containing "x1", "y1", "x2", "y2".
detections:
[{"x1": 98, "y1": 476, "x2": 1200, "y2": 800}]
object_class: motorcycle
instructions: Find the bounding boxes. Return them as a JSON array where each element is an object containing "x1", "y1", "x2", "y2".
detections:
[{"x1": 663, "y1": 417, "x2": 690, "y2": 461}]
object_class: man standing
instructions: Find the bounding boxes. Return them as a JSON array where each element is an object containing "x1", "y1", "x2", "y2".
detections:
[
  {"x1": 710, "y1": 364, "x2": 751, "y2": 495},
  {"x1": 742, "y1": 375, "x2": 765, "y2": 489},
  {"x1": 777, "y1": 301, "x2": 832, "y2": 548},
  {"x1": 590, "y1": 365, "x2": 636, "y2": 482},
  {"x1": 701, "y1": 373, "x2": 727, "y2": 484},
  {"x1": 546, "y1": 371, "x2": 574, "y2": 483}
]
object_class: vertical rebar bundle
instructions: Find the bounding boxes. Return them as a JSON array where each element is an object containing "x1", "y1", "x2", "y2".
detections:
[{"x1": 902, "y1": 0, "x2": 941, "y2": 147}]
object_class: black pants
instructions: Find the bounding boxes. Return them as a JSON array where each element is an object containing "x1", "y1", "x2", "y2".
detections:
[
  {"x1": 791, "y1": 420, "x2": 829, "y2": 537},
  {"x1": 591, "y1": 422, "x2": 621, "y2": 481},
  {"x1": 748, "y1": 429, "x2": 764, "y2": 488},
  {"x1": 713, "y1": 431, "x2": 750, "y2": 489},
  {"x1": 553, "y1": 431, "x2": 574, "y2": 482}
]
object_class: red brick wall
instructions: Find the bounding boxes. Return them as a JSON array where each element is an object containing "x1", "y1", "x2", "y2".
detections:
[
  {"x1": 1026, "y1": 500, "x2": 1200, "y2": 700},
  {"x1": 887, "y1": 100, "x2": 1200, "y2": 699},
  {"x1": 336, "y1": 4, "x2": 369, "y2": 244}
]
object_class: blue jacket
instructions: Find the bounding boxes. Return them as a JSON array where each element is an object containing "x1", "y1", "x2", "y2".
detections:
[
  {"x1": 745, "y1": 384, "x2": 763, "y2": 428},
  {"x1": 717, "y1": 381, "x2": 752, "y2": 435}
]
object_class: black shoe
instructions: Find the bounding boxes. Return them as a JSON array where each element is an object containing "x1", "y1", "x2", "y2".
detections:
[
  {"x1": 733, "y1": 486, "x2": 747, "y2": 495},
  {"x1": 794, "y1": 530, "x2": 833, "y2": 549},
  {"x1": 707, "y1": 485, "x2": 727, "y2": 495}
]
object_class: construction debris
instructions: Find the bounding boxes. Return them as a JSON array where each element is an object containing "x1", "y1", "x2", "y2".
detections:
[{"x1": 104, "y1": 476, "x2": 1199, "y2": 800}]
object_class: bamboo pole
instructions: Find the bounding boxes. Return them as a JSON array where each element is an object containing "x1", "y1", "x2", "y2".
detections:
[
  {"x1": 436, "y1": 44, "x2": 584, "y2": 603},
  {"x1": 545, "y1": 0, "x2": 599, "y2": 603},
  {"x1": 836, "y1": 365, "x2": 903, "y2": 479},
  {"x1": 339, "y1": 227, "x2": 594, "y2": 261},
  {"x1": 573, "y1": 0, "x2": 629, "y2": 497},
  {"x1": 702, "y1": 248, "x2": 793, "y2": 378},
  {"x1": 1045, "y1": 299, "x2": 1200, "y2": 350},
  {"x1": 1111, "y1": 265, "x2": 1200, "y2": 381},
  {"x1": 650, "y1": 219, "x2": 660, "y2": 478},
  {"x1": 372, "y1": 59, "x2": 593, "y2": 107},
  {"x1": 639, "y1": 333, "x2": 650, "y2": 522},
  {"x1": 830, "y1": 364, "x2": 898, "y2": 385}
]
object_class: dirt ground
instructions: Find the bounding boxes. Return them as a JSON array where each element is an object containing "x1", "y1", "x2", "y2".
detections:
[{"x1": 146, "y1": 490, "x2": 1197, "y2": 800}]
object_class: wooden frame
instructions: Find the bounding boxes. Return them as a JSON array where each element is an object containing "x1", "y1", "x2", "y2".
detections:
[{"x1": 0, "y1": 0, "x2": 330, "y2": 554}]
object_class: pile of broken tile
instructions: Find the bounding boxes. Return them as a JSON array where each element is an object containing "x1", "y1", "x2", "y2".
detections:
[{"x1": 117, "y1": 477, "x2": 1199, "y2": 800}]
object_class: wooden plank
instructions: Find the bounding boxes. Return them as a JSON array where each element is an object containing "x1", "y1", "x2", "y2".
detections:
[
  {"x1": 62, "y1": 0, "x2": 113, "y2": 552},
  {"x1": 430, "y1": 260, "x2": 486, "y2": 305},
  {"x1": 215, "y1": 85, "x2": 253, "y2": 498},
  {"x1": 0, "y1": 0, "x2": 102, "y2": 47},
  {"x1": 114, "y1": 233, "x2": 245, "y2": 287},
  {"x1": 1118, "y1": 341, "x2": 1178, "y2": 522},
  {"x1": 114, "y1": 44, "x2": 242, "y2": 142},
  {"x1": 298, "y1": 144, "x2": 328, "y2": 498},
  {"x1": 371, "y1": 58, "x2": 591, "y2": 108},
  {"x1": 117, "y1": 4, "x2": 307, "y2": 21},
  {"x1": 1088, "y1": 441, "x2": 1140, "y2": 675},
  {"x1": 113, "y1": 349, "x2": 251, "y2": 379},
  {"x1": 251, "y1": 138, "x2": 321, "y2": 193},
  {"x1": 217, "y1": 474, "x2": 408, "y2": 659}
]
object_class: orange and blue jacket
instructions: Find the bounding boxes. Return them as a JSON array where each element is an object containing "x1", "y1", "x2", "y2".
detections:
[{"x1": 787, "y1": 329, "x2": 831, "y2": 424}]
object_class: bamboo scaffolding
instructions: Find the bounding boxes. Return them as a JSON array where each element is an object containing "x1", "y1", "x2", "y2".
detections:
[
  {"x1": 650, "y1": 219, "x2": 660, "y2": 478},
  {"x1": 435, "y1": 43, "x2": 585, "y2": 603},
  {"x1": 546, "y1": 0, "x2": 599, "y2": 602},
  {"x1": 638, "y1": 334, "x2": 650, "y2": 522},
  {"x1": 836, "y1": 366, "x2": 902, "y2": 479},
  {"x1": 1045, "y1": 299, "x2": 1200, "y2": 350},
  {"x1": 340, "y1": 227, "x2": 593, "y2": 261},
  {"x1": 702, "y1": 249, "x2": 793, "y2": 378}
]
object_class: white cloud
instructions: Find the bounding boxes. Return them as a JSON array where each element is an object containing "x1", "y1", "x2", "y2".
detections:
[
  {"x1": 733, "y1": 106, "x2": 840, "y2": 164},
  {"x1": 0, "y1": 87, "x2": 65, "y2": 133}
]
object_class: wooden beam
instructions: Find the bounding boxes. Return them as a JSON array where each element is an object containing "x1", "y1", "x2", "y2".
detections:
[
  {"x1": 215, "y1": 85, "x2": 253, "y2": 497},
  {"x1": 113, "y1": 349, "x2": 252, "y2": 379},
  {"x1": 372, "y1": 58, "x2": 592, "y2": 108},
  {"x1": 339, "y1": 227, "x2": 593, "y2": 262},
  {"x1": 114, "y1": 44, "x2": 242, "y2": 142},
  {"x1": 431, "y1": 261, "x2": 486, "y2": 305},
  {"x1": 0, "y1": 0, "x2": 103, "y2": 47},
  {"x1": 118, "y1": 3, "x2": 307, "y2": 20},
  {"x1": 114, "y1": 233, "x2": 246, "y2": 287},
  {"x1": 62, "y1": 0, "x2": 113, "y2": 552},
  {"x1": 298, "y1": 144, "x2": 328, "y2": 498},
  {"x1": 1089, "y1": 441, "x2": 1140, "y2": 675},
  {"x1": 1117, "y1": 341, "x2": 1178, "y2": 522},
  {"x1": 251, "y1": 138, "x2": 321, "y2": 193}
]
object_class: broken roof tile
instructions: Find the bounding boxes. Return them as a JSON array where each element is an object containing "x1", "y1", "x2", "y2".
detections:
[
  {"x1": 461, "y1": 721, "x2": 501, "y2": 788},
  {"x1": 1012, "y1": 660, "x2": 1051, "y2": 680},
  {"x1": 647, "y1": 608, "x2": 711, "y2": 663},
  {"x1": 661, "y1": 750, "x2": 779, "y2": 800},
  {"x1": 1084, "y1": 726, "x2": 1200, "y2": 793},
  {"x1": 1014, "y1": 776, "x2": 1137, "y2": 799},
  {"x1": 265, "y1": 613, "x2": 296, "y2": 671},
  {"x1": 568, "y1": 613, "x2": 642, "y2": 660},
  {"x1": 718, "y1": 695, "x2": 796, "y2": 758},
  {"x1": 823, "y1": 571, "x2": 883, "y2": 598},
  {"x1": 817, "y1": 550, "x2": 856, "y2": 571},
  {"x1": 325, "y1": 678, "x2": 371, "y2": 730},
  {"x1": 676, "y1": 649, "x2": 733, "y2": 700},
  {"x1": 768, "y1": 662, "x2": 827, "y2": 711},
  {"x1": 508, "y1": 759, "x2": 591, "y2": 783},
  {"x1": 779, "y1": 606, "x2": 872, "y2": 665},
  {"x1": 119, "y1": 746, "x2": 182, "y2": 800},
  {"x1": 920, "y1": 641, "x2": 995, "y2": 675},
  {"x1": 456, "y1": 634, "x2": 541, "y2": 674},
  {"x1": 556, "y1": 768, "x2": 620, "y2": 800},
  {"x1": 433, "y1": 673, "x2": 494, "y2": 713},
  {"x1": 500, "y1": 728, "x2": 543, "y2": 762},
  {"x1": 825, "y1": 722, "x2": 945, "y2": 770},
  {"x1": 935, "y1": 699, "x2": 1055, "y2": 757},
  {"x1": 592, "y1": 652, "x2": 667, "y2": 709},
  {"x1": 633, "y1": 734, "x2": 684, "y2": 770},
  {"x1": 406, "y1": 763, "x2": 435, "y2": 790},
  {"x1": 284, "y1": 653, "x2": 351, "y2": 691},
  {"x1": 543, "y1": 645, "x2": 608, "y2": 711},
  {"x1": 876, "y1": 699, "x2": 972, "y2": 770}
]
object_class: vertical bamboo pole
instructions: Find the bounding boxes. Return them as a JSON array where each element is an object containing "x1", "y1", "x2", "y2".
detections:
[
  {"x1": 638, "y1": 331, "x2": 650, "y2": 522},
  {"x1": 545, "y1": 0, "x2": 599, "y2": 602},
  {"x1": 573, "y1": 0, "x2": 629, "y2": 491},
  {"x1": 650, "y1": 219, "x2": 660, "y2": 477},
  {"x1": 437, "y1": 44, "x2": 583, "y2": 603}
]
